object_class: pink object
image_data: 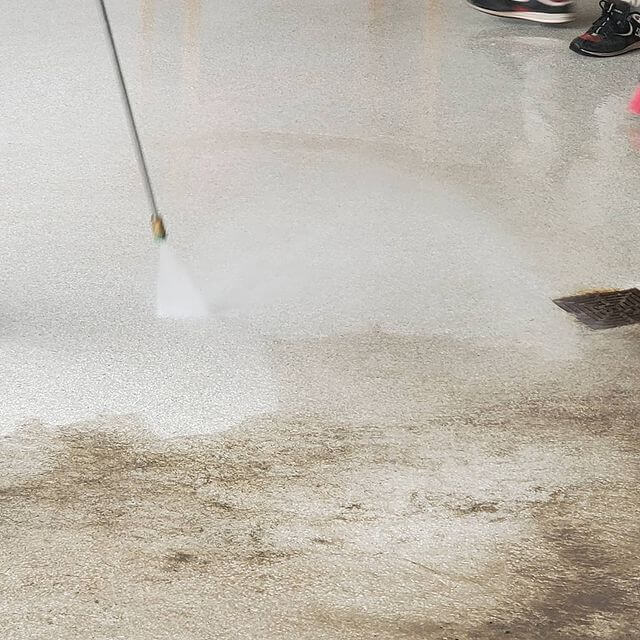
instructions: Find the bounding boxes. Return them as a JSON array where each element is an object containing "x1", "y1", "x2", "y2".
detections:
[{"x1": 629, "y1": 86, "x2": 640, "y2": 115}]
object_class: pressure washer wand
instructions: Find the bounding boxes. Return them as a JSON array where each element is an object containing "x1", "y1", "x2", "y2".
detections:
[{"x1": 98, "y1": 0, "x2": 166, "y2": 241}]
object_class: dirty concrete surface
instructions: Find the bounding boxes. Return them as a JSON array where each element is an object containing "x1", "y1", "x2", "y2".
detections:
[
  {"x1": 2, "y1": 0, "x2": 640, "y2": 639},
  {"x1": 1, "y1": 334, "x2": 638, "y2": 639}
]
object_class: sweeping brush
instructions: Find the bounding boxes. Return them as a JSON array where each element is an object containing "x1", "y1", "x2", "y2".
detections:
[{"x1": 98, "y1": 0, "x2": 167, "y2": 241}]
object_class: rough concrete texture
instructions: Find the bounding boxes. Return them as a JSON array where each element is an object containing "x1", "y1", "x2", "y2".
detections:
[
  {"x1": 1, "y1": 332, "x2": 639, "y2": 639},
  {"x1": 2, "y1": 0, "x2": 640, "y2": 638}
]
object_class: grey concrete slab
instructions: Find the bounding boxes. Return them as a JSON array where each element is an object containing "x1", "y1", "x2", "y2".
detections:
[{"x1": 1, "y1": 1, "x2": 638, "y2": 638}]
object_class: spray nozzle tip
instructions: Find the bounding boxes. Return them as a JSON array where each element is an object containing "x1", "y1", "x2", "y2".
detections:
[{"x1": 151, "y1": 216, "x2": 167, "y2": 241}]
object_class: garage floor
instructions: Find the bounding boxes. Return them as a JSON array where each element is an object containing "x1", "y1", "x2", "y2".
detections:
[{"x1": 1, "y1": 1, "x2": 639, "y2": 638}]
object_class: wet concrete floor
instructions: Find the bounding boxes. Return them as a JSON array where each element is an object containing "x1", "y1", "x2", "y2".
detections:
[
  {"x1": 1, "y1": 332, "x2": 639, "y2": 639},
  {"x1": 2, "y1": 1, "x2": 640, "y2": 638}
]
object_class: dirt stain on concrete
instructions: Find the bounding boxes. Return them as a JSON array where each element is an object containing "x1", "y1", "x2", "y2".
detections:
[{"x1": 0, "y1": 334, "x2": 639, "y2": 639}]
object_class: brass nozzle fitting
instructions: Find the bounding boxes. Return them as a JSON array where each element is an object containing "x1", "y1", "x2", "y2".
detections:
[{"x1": 151, "y1": 215, "x2": 167, "y2": 241}]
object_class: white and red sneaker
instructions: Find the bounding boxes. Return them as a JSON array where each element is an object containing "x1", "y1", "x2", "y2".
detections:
[{"x1": 570, "y1": 1, "x2": 640, "y2": 56}]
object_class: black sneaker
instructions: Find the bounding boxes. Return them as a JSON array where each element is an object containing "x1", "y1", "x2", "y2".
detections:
[
  {"x1": 467, "y1": 0, "x2": 575, "y2": 24},
  {"x1": 570, "y1": 1, "x2": 640, "y2": 57}
]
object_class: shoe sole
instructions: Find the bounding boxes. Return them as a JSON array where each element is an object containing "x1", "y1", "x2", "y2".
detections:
[
  {"x1": 469, "y1": 4, "x2": 575, "y2": 23},
  {"x1": 569, "y1": 40, "x2": 640, "y2": 57}
]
